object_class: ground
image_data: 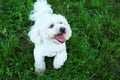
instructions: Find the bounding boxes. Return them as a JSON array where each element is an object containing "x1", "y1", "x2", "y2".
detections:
[{"x1": 0, "y1": 0, "x2": 120, "y2": 80}]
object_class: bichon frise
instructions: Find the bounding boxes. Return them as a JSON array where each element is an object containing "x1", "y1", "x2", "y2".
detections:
[{"x1": 28, "y1": 0, "x2": 72, "y2": 75}]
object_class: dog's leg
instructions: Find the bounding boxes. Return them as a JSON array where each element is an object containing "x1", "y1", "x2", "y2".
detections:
[
  {"x1": 53, "y1": 51, "x2": 67, "y2": 69},
  {"x1": 34, "y1": 48, "x2": 46, "y2": 75}
]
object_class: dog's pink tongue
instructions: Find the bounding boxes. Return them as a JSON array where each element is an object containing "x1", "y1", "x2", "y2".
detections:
[{"x1": 55, "y1": 34, "x2": 66, "y2": 43}]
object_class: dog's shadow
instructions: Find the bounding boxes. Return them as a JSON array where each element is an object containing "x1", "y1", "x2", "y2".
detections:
[{"x1": 45, "y1": 57, "x2": 54, "y2": 70}]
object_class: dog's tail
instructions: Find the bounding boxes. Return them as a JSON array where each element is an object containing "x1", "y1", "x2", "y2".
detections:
[{"x1": 29, "y1": 0, "x2": 53, "y2": 21}]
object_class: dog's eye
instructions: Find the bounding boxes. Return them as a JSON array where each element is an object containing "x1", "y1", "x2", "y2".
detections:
[
  {"x1": 59, "y1": 22, "x2": 63, "y2": 24},
  {"x1": 49, "y1": 24, "x2": 54, "y2": 28}
]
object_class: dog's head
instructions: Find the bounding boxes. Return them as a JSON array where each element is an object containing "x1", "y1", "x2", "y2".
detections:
[{"x1": 28, "y1": 14, "x2": 72, "y2": 44}]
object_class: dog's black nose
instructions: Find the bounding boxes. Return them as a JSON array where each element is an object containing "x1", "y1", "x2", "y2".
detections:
[{"x1": 60, "y1": 27, "x2": 65, "y2": 33}]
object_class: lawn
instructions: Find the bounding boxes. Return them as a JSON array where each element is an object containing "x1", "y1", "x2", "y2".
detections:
[{"x1": 0, "y1": 0, "x2": 120, "y2": 80}]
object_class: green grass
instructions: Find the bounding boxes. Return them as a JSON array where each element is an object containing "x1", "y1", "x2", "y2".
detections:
[{"x1": 0, "y1": 0, "x2": 120, "y2": 80}]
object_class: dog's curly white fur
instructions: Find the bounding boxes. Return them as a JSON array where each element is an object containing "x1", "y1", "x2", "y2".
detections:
[{"x1": 28, "y1": 0, "x2": 72, "y2": 75}]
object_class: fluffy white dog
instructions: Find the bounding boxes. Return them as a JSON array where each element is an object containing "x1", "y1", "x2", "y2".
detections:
[{"x1": 28, "y1": 0, "x2": 72, "y2": 75}]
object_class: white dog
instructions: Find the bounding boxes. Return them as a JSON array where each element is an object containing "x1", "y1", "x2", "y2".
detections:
[{"x1": 28, "y1": 0, "x2": 72, "y2": 75}]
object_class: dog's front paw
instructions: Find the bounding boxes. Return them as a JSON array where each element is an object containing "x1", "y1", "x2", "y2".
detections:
[
  {"x1": 35, "y1": 68, "x2": 45, "y2": 76},
  {"x1": 34, "y1": 62, "x2": 46, "y2": 76},
  {"x1": 53, "y1": 52, "x2": 67, "y2": 69},
  {"x1": 53, "y1": 59, "x2": 64, "y2": 69},
  {"x1": 53, "y1": 63, "x2": 63, "y2": 69}
]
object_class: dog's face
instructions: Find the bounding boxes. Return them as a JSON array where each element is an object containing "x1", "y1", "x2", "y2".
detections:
[{"x1": 28, "y1": 14, "x2": 72, "y2": 44}]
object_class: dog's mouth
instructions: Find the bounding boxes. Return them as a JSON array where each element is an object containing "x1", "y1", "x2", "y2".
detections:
[{"x1": 54, "y1": 34, "x2": 66, "y2": 43}]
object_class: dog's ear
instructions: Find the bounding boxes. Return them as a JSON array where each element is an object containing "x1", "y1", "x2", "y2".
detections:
[
  {"x1": 28, "y1": 26, "x2": 42, "y2": 44},
  {"x1": 66, "y1": 24, "x2": 72, "y2": 40}
]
